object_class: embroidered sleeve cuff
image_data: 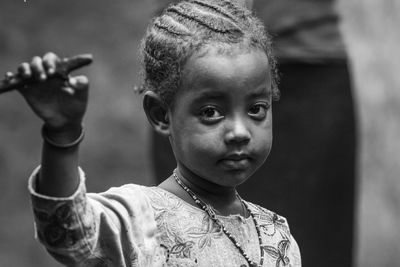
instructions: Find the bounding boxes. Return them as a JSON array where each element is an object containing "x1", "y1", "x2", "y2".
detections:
[
  {"x1": 28, "y1": 166, "x2": 86, "y2": 201},
  {"x1": 28, "y1": 166, "x2": 95, "y2": 264}
]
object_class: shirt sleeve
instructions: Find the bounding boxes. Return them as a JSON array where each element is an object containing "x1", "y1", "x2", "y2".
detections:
[
  {"x1": 288, "y1": 234, "x2": 302, "y2": 267},
  {"x1": 28, "y1": 166, "x2": 161, "y2": 267}
]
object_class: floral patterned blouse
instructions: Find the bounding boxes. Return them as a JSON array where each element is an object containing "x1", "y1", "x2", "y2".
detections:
[{"x1": 28, "y1": 167, "x2": 301, "y2": 266}]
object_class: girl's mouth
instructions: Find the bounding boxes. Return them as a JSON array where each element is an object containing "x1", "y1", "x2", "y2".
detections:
[{"x1": 219, "y1": 154, "x2": 251, "y2": 170}]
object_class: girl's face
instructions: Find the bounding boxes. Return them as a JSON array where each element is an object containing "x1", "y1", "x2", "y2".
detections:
[{"x1": 168, "y1": 48, "x2": 273, "y2": 189}]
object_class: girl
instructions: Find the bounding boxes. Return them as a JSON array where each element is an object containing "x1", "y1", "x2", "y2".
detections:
[{"x1": 6, "y1": 0, "x2": 301, "y2": 266}]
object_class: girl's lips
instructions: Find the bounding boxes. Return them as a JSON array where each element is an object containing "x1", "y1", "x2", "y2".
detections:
[
  {"x1": 219, "y1": 155, "x2": 251, "y2": 170},
  {"x1": 223, "y1": 153, "x2": 251, "y2": 161}
]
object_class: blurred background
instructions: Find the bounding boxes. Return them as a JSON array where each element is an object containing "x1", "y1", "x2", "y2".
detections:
[{"x1": 0, "y1": 0, "x2": 400, "y2": 267}]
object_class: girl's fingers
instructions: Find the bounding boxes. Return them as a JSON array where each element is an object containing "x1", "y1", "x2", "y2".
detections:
[
  {"x1": 61, "y1": 86, "x2": 75, "y2": 95},
  {"x1": 5, "y1": 71, "x2": 14, "y2": 80},
  {"x1": 17, "y1": 62, "x2": 32, "y2": 78},
  {"x1": 61, "y1": 75, "x2": 89, "y2": 95},
  {"x1": 31, "y1": 56, "x2": 46, "y2": 81},
  {"x1": 69, "y1": 76, "x2": 89, "y2": 91},
  {"x1": 42, "y1": 52, "x2": 59, "y2": 75}
]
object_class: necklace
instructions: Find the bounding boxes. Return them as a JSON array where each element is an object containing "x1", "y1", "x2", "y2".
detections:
[{"x1": 173, "y1": 170, "x2": 264, "y2": 267}]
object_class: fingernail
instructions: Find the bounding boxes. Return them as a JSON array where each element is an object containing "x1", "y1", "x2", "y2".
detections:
[
  {"x1": 48, "y1": 68, "x2": 55, "y2": 75},
  {"x1": 5, "y1": 72, "x2": 13, "y2": 81},
  {"x1": 62, "y1": 87, "x2": 75, "y2": 95},
  {"x1": 40, "y1": 73, "x2": 46, "y2": 80},
  {"x1": 69, "y1": 77, "x2": 76, "y2": 86}
]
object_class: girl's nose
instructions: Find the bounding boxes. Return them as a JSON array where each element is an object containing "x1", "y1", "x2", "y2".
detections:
[{"x1": 224, "y1": 117, "x2": 251, "y2": 145}]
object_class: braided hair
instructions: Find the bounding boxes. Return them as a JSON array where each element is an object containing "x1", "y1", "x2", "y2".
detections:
[{"x1": 139, "y1": 0, "x2": 279, "y2": 108}]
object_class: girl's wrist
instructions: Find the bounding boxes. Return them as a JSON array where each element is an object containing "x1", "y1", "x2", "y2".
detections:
[{"x1": 42, "y1": 123, "x2": 84, "y2": 148}]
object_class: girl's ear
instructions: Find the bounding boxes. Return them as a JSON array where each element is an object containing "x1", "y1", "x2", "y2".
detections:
[{"x1": 143, "y1": 91, "x2": 171, "y2": 136}]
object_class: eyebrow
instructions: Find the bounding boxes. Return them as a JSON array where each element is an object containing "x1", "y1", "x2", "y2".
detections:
[
  {"x1": 246, "y1": 86, "x2": 271, "y2": 99},
  {"x1": 191, "y1": 85, "x2": 271, "y2": 102},
  {"x1": 192, "y1": 90, "x2": 227, "y2": 102}
]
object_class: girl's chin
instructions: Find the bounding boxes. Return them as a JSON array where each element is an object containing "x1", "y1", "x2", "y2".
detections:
[
  {"x1": 179, "y1": 164, "x2": 254, "y2": 187},
  {"x1": 210, "y1": 170, "x2": 252, "y2": 187}
]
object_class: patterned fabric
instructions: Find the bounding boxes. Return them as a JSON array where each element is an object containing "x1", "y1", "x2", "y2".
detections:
[{"x1": 29, "y1": 167, "x2": 301, "y2": 266}]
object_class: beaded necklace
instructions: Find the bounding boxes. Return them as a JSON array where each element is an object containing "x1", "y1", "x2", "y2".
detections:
[{"x1": 173, "y1": 170, "x2": 264, "y2": 267}]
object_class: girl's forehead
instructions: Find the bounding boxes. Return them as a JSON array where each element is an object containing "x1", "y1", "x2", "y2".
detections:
[
  {"x1": 182, "y1": 47, "x2": 270, "y2": 81},
  {"x1": 178, "y1": 48, "x2": 271, "y2": 97}
]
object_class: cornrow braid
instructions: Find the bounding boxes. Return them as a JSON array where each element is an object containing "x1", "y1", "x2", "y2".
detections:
[
  {"x1": 154, "y1": 15, "x2": 191, "y2": 37},
  {"x1": 214, "y1": 0, "x2": 250, "y2": 21},
  {"x1": 190, "y1": 0, "x2": 239, "y2": 23},
  {"x1": 166, "y1": 3, "x2": 242, "y2": 35},
  {"x1": 139, "y1": 0, "x2": 280, "y2": 107}
]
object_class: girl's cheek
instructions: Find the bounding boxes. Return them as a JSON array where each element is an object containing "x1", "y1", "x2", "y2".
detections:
[{"x1": 190, "y1": 134, "x2": 222, "y2": 153}]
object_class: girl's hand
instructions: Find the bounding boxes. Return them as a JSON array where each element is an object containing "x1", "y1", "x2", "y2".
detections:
[{"x1": 16, "y1": 52, "x2": 89, "y2": 137}]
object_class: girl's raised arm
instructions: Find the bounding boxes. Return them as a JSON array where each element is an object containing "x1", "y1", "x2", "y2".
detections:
[{"x1": 2, "y1": 52, "x2": 91, "y2": 197}]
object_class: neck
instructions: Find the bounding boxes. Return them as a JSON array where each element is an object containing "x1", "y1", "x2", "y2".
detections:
[
  {"x1": 176, "y1": 165, "x2": 238, "y2": 203},
  {"x1": 168, "y1": 165, "x2": 246, "y2": 217}
]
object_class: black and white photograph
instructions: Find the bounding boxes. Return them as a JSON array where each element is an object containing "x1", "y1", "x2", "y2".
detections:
[{"x1": 0, "y1": 0, "x2": 399, "y2": 266}]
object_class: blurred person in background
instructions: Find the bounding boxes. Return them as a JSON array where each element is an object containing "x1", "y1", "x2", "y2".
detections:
[{"x1": 151, "y1": 1, "x2": 356, "y2": 267}]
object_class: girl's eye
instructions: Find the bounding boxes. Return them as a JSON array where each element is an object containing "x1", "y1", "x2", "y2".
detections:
[
  {"x1": 248, "y1": 103, "x2": 269, "y2": 120},
  {"x1": 199, "y1": 106, "x2": 223, "y2": 122}
]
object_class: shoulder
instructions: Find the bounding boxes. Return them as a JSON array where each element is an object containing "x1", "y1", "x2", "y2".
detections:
[
  {"x1": 86, "y1": 183, "x2": 159, "y2": 217},
  {"x1": 96, "y1": 183, "x2": 149, "y2": 200},
  {"x1": 245, "y1": 201, "x2": 291, "y2": 233},
  {"x1": 94, "y1": 184, "x2": 186, "y2": 212},
  {"x1": 245, "y1": 201, "x2": 302, "y2": 266}
]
